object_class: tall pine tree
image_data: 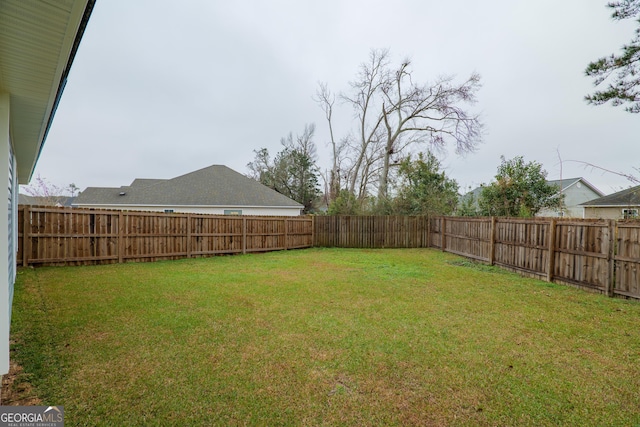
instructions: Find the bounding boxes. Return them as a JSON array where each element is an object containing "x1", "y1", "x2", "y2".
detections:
[{"x1": 586, "y1": 1, "x2": 640, "y2": 112}]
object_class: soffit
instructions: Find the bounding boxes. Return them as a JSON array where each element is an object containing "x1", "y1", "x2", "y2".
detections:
[{"x1": 0, "y1": 0, "x2": 90, "y2": 182}]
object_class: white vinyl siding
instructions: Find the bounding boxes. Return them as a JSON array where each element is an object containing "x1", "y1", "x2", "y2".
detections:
[
  {"x1": 0, "y1": 93, "x2": 11, "y2": 374},
  {"x1": 7, "y1": 144, "x2": 17, "y2": 316}
]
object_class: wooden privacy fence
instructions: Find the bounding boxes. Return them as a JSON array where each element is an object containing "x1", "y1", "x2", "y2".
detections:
[
  {"x1": 18, "y1": 206, "x2": 313, "y2": 266},
  {"x1": 17, "y1": 209, "x2": 640, "y2": 300},
  {"x1": 314, "y1": 215, "x2": 430, "y2": 248},
  {"x1": 313, "y1": 215, "x2": 640, "y2": 300},
  {"x1": 429, "y1": 216, "x2": 639, "y2": 300}
]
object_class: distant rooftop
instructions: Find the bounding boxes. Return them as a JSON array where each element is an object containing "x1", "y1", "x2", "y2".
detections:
[{"x1": 74, "y1": 164, "x2": 303, "y2": 208}]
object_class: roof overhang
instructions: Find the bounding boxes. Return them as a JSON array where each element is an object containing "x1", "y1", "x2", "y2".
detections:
[
  {"x1": 581, "y1": 204, "x2": 640, "y2": 208},
  {"x1": 0, "y1": 0, "x2": 95, "y2": 183}
]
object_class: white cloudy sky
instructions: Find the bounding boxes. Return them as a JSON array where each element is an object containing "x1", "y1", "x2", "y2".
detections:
[{"x1": 29, "y1": 0, "x2": 640, "y2": 196}]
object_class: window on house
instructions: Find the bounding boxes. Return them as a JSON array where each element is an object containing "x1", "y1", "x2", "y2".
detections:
[
  {"x1": 224, "y1": 209, "x2": 242, "y2": 215},
  {"x1": 164, "y1": 209, "x2": 174, "y2": 213},
  {"x1": 622, "y1": 209, "x2": 638, "y2": 219}
]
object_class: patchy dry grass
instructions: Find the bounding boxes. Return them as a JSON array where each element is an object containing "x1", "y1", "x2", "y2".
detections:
[{"x1": 8, "y1": 248, "x2": 640, "y2": 426}]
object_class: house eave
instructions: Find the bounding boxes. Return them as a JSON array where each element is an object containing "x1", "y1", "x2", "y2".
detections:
[
  {"x1": 1, "y1": 0, "x2": 96, "y2": 183},
  {"x1": 551, "y1": 178, "x2": 605, "y2": 199},
  {"x1": 581, "y1": 204, "x2": 640, "y2": 208}
]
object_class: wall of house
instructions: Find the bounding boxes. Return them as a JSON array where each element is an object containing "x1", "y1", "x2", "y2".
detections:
[
  {"x1": 73, "y1": 204, "x2": 302, "y2": 216},
  {"x1": 0, "y1": 93, "x2": 12, "y2": 375},
  {"x1": 538, "y1": 182, "x2": 602, "y2": 218},
  {"x1": 565, "y1": 185, "x2": 599, "y2": 216},
  {"x1": 537, "y1": 207, "x2": 564, "y2": 217},
  {"x1": 583, "y1": 206, "x2": 636, "y2": 220}
]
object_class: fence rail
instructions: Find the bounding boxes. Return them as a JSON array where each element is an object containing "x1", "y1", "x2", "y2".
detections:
[
  {"x1": 17, "y1": 208, "x2": 640, "y2": 300},
  {"x1": 18, "y1": 206, "x2": 313, "y2": 266}
]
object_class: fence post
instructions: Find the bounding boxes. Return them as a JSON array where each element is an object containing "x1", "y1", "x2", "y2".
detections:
[
  {"x1": 489, "y1": 217, "x2": 496, "y2": 265},
  {"x1": 311, "y1": 215, "x2": 316, "y2": 247},
  {"x1": 606, "y1": 219, "x2": 616, "y2": 297},
  {"x1": 186, "y1": 214, "x2": 192, "y2": 258},
  {"x1": 242, "y1": 217, "x2": 247, "y2": 254},
  {"x1": 118, "y1": 212, "x2": 124, "y2": 264},
  {"x1": 22, "y1": 205, "x2": 30, "y2": 267},
  {"x1": 426, "y1": 216, "x2": 431, "y2": 248},
  {"x1": 441, "y1": 217, "x2": 446, "y2": 252},
  {"x1": 546, "y1": 219, "x2": 556, "y2": 283},
  {"x1": 284, "y1": 218, "x2": 288, "y2": 250}
]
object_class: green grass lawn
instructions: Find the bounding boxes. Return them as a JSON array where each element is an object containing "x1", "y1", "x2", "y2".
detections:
[{"x1": 8, "y1": 248, "x2": 640, "y2": 426}]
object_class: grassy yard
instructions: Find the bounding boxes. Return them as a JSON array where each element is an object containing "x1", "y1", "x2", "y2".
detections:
[{"x1": 7, "y1": 248, "x2": 640, "y2": 426}]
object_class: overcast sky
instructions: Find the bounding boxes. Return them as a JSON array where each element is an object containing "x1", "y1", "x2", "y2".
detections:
[{"x1": 29, "y1": 0, "x2": 640, "y2": 196}]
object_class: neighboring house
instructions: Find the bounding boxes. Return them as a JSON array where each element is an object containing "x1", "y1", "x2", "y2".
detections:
[
  {"x1": 19, "y1": 194, "x2": 76, "y2": 207},
  {"x1": 537, "y1": 178, "x2": 605, "y2": 217},
  {"x1": 581, "y1": 185, "x2": 640, "y2": 220},
  {"x1": 0, "y1": 1, "x2": 95, "y2": 375},
  {"x1": 458, "y1": 177, "x2": 604, "y2": 218},
  {"x1": 73, "y1": 165, "x2": 304, "y2": 216}
]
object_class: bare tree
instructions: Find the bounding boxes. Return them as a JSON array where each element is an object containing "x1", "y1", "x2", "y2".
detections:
[
  {"x1": 340, "y1": 49, "x2": 390, "y2": 199},
  {"x1": 22, "y1": 175, "x2": 68, "y2": 206},
  {"x1": 314, "y1": 83, "x2": 343, "y2": 203},
  {"x1": 282, "y1": 123, "x2": 317, "y2": 162},
  {"x1": 563, "y1": 159, "x2": 640, "y2": 185},
  {"x1": 318, "y1": 49, "x2": 483, "y2": 203},
  {"x1": 377, "y1": 63, "x2": 482, "y2": 200}
]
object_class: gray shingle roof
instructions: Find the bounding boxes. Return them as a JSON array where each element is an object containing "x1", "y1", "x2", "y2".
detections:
[
  {"x1": 581, "y1": 185, "x2": 640, "y2": 207},
  {"x1": 74, "y1": 165, "x2": 303, "y2": 208},
  {"x1": 546, "y1": 178, "x2": 579, "y2": 191},
  {"x1": 130, "y1": 179, "x2": 166, "y2": 188},
  {"x1": 546, "y1": 177, "x2": 603, "y2": 196}
]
